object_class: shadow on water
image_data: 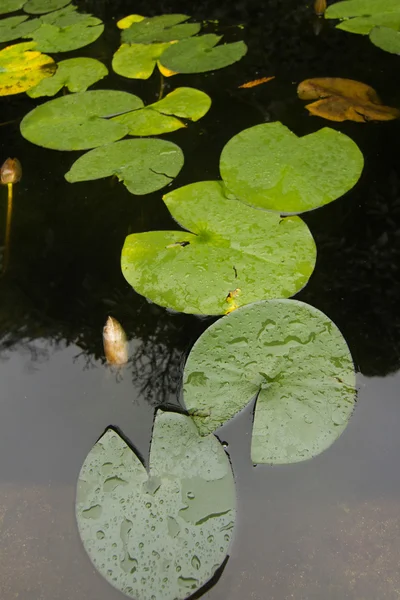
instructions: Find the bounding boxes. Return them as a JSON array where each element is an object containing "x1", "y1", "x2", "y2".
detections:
[{"x1": 1, "y1": 0, "x2": 400, "y2": 599}]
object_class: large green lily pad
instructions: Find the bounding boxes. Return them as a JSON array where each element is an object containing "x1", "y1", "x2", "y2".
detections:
[
  {"x1": 20, "y1": 90, "x2": 143, "y2": 150},
  {"x1": 183, "y1": 299, "x2": 356, "y2": 464},
  {"x1": 0, "y1": 15, "x2": 41, "y2": 42},
  {"x1": 25, "y1": 14, "x2": 104, "y2": 52},
  {"x1": 121, "y1": 181, "x2": 316, "y2": 315},
  {"x1": 76, "y1": 410, "x2": 236, "y2": 600},
  {"x1": 27, "y1": 57, "x2": 108, "y2": 97},
  {"x1": 0, "y1": 0, "x2": 25, "y2": 14},
  {"x1": 121, "y1": 14, "x2": 201, "y2": 44},
  {"x1": 220, "y1": 122, "x2": 364, "y2": 214},
  {"x1": 159, "y1": 34, "x2": 247, "y2": 74},
  {"x1": 112, "y1": 42, "x2": 173, "y2": 80},
  {"x1": 112, "y1": 87, "x2": 211, "y2": 136},
  {"x1": 325, "y1": 0, "x2": 400, "y2": 34},
  {"x1": 24, "y1": 0, "x2": 72, "y2": 14},
  {"x1": 370, "y1": 25, "x2": 400, "y2": 53},
  {"x1": 65, "y1": 138, "x2": 184, "y2": 195}
]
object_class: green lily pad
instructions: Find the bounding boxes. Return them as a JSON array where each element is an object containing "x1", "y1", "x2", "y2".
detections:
[
  {"x1": 112, "y1": 42, "x2": 172, "y2": 80},
  {"x1": 25, "y1": 15, "x2": 104, "y2": 52},
  {"x1": 0, "y1": 14, "x2": 41, "y2": 42},
  {"x1": 0, "y1": 0, "x2": 25, "y2": 15},
  {"x1": 27, "y1": 57, "x2": 108, "y2": 97},
  {"x1": 76, "y1": 410, "x2": 236, "y2": 600},
  {"x1": 370, "y1": 25, "x2": 400, "y2": 53},
  {"x1": 24, "y1": 0, "x2": 71, "y2": 14},
  {"x1": 39, "y1": 4, "x2": 89, "y2": 26},
  {"x1": 183, "y1": 299, "x2": 356, "y2": 464},
  {"x1": 20, "y1": 90, "x2": 143, "y2": 150},
  {"x1": 120, "y1": 181, "x2": 316, "y2": 315},
  {"x1": 220, "y1": 122, "x2": 364, "y2": 214},
  {"x1": 325, "y1": 0, "x2": 400, "y2": 34},
  {"x1": 121, "y1": 14, "x2": 201, "y2": 44},
  {"x1": 112, "y1": 87, "x2": 211, "y2": 136},
  {"x1": 159, "y1": 34, "x2": 247, "y2": 74},
  {"x1": 65, "y1": 138, "x2": 184, "y2": 195}
]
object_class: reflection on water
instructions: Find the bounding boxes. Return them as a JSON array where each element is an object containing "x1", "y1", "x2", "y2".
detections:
[{"x1": 1, "y1": 0, "x2": 400, "y2": 598}]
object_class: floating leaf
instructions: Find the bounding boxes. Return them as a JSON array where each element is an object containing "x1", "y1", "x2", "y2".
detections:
[
  {"x1": 112, "y1": 42, "x2": 174, "y2": 80},
  {"x1": 65, "y1": 138, "x2": 184, "y2": 195},
  {"x1": 121, "y1": 14, "x2": 201, "y2": 44},
  {"x1": 0, "y1": 0, "x2": 25, "y2": 15},
  {"x1": 325, "y1": 0, "x2": 400, "y2": 34},
  {"x1": 120, "y1": 181, "x2": 316, "y2": 315},
  {"x1": 370, "y1": 25, "x2": 400, "y2": 53},
  {"x1": 0, "y1": 15, "x2": 41, "y2": 43},
  {"x1": 117, "y1": 14, "x2": 145, "y2": 29},
  {"x1": 0, "y1": 41, "x2": 55, "y2": 96},
  {"x1": 159, "y1": 34, "x2": 247, "y2": 74},
  {"x1": 76, "y1": 411, "x2": 236, "y2": 600},
  {"x1": 27, "y1": 57, "x2": 108, "y2": 97},
  {"x1": 24, "y1": 0, "x2": 72, "y2": 14},
  {"x1": 219, "y1": 122, "x2": 364, "y2": 214},
  {"x1": 238, "y1": 76, "x2": 275, "y2": 88},
  {"x1": 20, "y1": 90, "x2": 143, "y2": 150},
  {"x1": 26, "y1": 17, "x2": 104, "y2": 52},
  {"x1": 298, "y1": 77, "x2": 400, "y2": 122},
  {"x1": 183, "y1": 299, "x2": 356, "y2": 464},
  {"x1": 112, "y1": 87, "x2": 211, "y2": 136}
]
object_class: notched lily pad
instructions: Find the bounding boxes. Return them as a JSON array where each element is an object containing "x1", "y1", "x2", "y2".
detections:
[
  {"x1": 159, "y1": 34, "x2": 248, "y2": 74},
  {"x1": 65, "y1": 138, "x2": 184, "y2": 195},
  {"x1": 76, "y1": 410, "x2": 236, "y2": 600},
  {"x1": 220, "y1": 122, "x2": 364, "y2": 214},
  {"x1": 112, "y1": 42, "x2": 174, "y2": 80},
  {"x1": 121, "y1": 181, "x2": 316, "y2": 315},
  {"x1": 0, "y1": 15, "x2": 41, "y2": 43},
  {"x1": 24, "y1": 0, "x2": 72, "y2": 14},
  {"x1": 183, "y1": 299, "x2": 356, "y2": 464},
  {"x1": 298, "y1": 77, "x2": 400, "y2": 122},
  {"x1": 121, "y1": 14, "x2": 201, "y2": 44},
  {"x1": 370, "y1": 25, "x2": 400, "y2": 53},
  {"x1": 0, "y1": 41, "x2": 55, "y2": 96},
  {"x1": 325, "y1": 0, "x2": 400, "y2": 34},
  {"x1": 27, "y1": 57, "x2": 108, "y2": 97}
]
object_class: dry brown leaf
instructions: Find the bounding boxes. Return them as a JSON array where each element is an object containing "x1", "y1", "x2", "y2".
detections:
[
  {"x1": 298, "y1": 77, "x2": 400, "y2": 122},
  {"x1": 238, "y1": 76, "x2": 275, "y2": 88}
]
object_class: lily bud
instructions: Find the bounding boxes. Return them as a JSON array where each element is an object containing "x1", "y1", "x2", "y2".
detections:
[
  {"x1": 1, "y1": 158, "x2": 22, "y2": 185},
  {"x1": 314, "y1": 0, "x2": 327, "y2": 16},
  {"x1": 103, "y1": 316, "x2": 128, "y2": 365}
]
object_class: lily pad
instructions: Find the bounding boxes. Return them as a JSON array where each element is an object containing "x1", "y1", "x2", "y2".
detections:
[
  {"x1": 183, "y1": 299, "x2": 356, "y2": 464},
  {"x1": 24, "y1": 0, "x2": 72, "y2": 14},
  {"x1": 325, "y1": 0, "x2": 400, "y2": 34},
  {"x1": 27, "y1": 57, "x2": 108, "y2": 97},
  {"x1": 298, "y1": 77, "x2": 400, "y2": 122},
  {"x1": 25, "y1": 14, "x2": 104, "y2": 52},
  {"x1": 0, "y1": 41, "x2": 55, "y2": 96},
  {"x1": 370, "y1": 25, "x2": 400, "y2": 53},
  {"x1": 219, "y1": 122, "x2": 364, "y2": 214},
  {"x1": 65, "y1": 138, "x2": 184, "y2": 195},
  {"x1": 0, "y1": 15, "x2": 42, "y2": 42},
  {"x1": 112, "y1": 42, "x2": 173, "y2": 80},
  {"x1": 20, "y1": 90, "x2": 143, "y2": 150},
  {"x1": 112, "y1": 87, "x2": 211, "y2": 136},
  {"x1": 76, "y1": 410, "x2": 236, "y2": 600},
  {"x1": 0, "y1": 0, "x2": 25, "y2": 14},
  {"x1": 121, "y1": 14, "x2": 201, "y2": 44},
  {"x1": 159, "y1": 34, "x2": 248, "y2": 74},
  {"x1": 120, "y1": 181, "x2": 316, "y2": 315}
]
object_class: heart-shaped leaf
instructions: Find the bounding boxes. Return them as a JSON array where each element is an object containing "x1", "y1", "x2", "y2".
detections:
[
  {"x1": 325, "y1": 0, "x2": 400, "y2": 34},
  {"x1": 25, "y1": 14, "x2": 104, "y2": 52},
  {"x1": 159, "y1": 34, "x2": 247, "y2": 74},
  {"x1": 220, "y1": 122, "x2": 364, "y2": 214},
  {"x1": 112, "y1": 42, "x2": 173, "y2": 80},
  {"x1": 121, "y1": 14, "x2": 201, "y2": 44},
  {"x1": 65, "y1": 138, "x2": 184, "y2": 195},
  {"x1": 370, "y1": 25, "x2": 400, "y2": 53},
  {"x1": 76, "y1": 410, "x2": 236, "y2": 600},
  {"x1": 0, "y1": 41, "x2": 55, "y2": 96},
  {"x1": 112, "y1": 87, "x2": 211, "y2": 136},
  {"x1": 121, "y1": 181, "x2": 316, "y2": 315},
  {"x1": 20, "y1": 90, "x2": 143, "y2": 150},
  {"x1": 27, "y1": 57, "x2": 108, "y2": 97},
  {"x1": 24, "y1": 0, "x2": 72, "y2": 14},
  {"x1": 183, "y1": 299, "x2": 356, "y2": 464},
  {"x1": 0, "y1": 15, "x2": 41, "y2": 42}
]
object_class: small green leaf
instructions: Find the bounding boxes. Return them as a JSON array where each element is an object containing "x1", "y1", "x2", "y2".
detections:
[
  {"x1": 183, "y1": 299, "x2": 356, "y2": 464},
  {"x1": 121, "y1": 14, "x2": 201, "y2": 44},
  {"x1": 112, "y1": 42, "x2": 172, "y2": 79},
  {"x1": 370, "y1": 25, "x2": 400, "y2": 53},
  {"x1": 0, "y1": 0, "x2": 25, "y2": 15},
  {"x1": 24, "y1": 0, "x2": 72, "y2": 14},
  {"x1": 220, "y1": 122, "x2": 364, "y2": 214},
  {"x1": 112, "y1": 87, "x2": 211, "y2": 136},
  {"x1": 121, "y1": 181, "x2": 316, "y2": 315},
  {"x1": 27, "y1": 57, "x2": 108, "y2": 97},
  {"x1": 20, "y1": 90, "x2": 143, "y2": 150},
  {"x1": 65, "y1": 138, "x2": 184, "y2": 195},
  {"x1": 76, "y1": 411, "x2": 236, "y2": 600},
  {"x1": 0, "y1": 15, "x2": 41, "y2": 42},
  {"x1": 325, "y1": 0, "x2": 400, "y2": 34},
  {"x1": 159, "y1": 34, "x2": 248, "y2": 74}
]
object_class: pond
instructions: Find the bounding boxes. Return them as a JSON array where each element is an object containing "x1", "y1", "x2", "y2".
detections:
[{"x1": 1, "y1": 0, "x2": 400, "y2": 599}]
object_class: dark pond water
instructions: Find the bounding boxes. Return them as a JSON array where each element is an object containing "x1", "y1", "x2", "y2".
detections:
[{"x1": 1, "y1": 1, "x2": 400, "y2": 598}]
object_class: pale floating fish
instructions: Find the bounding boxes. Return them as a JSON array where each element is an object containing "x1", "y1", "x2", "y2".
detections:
[{"x1": 103, "y1": 316, "x2": 128, "y2": 365}]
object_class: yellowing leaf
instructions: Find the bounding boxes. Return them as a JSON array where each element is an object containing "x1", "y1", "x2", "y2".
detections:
[
  {"x1": 0, "y1": 42, "x2": 55, "y2": 96},
  {"x1": 112, "y1": 41, "x2": 177, "y2": 80},
  {"x1": 116, "y1": 14, "x2": 145, "y2": 29},
  {"x1": 238, "y1": 76, "x2": 275, "y2": 88},
  {"x1": 157, "y1": 61, "x2": 178, "y2": 77},
  {"x1": 298, "y1": 77, "x2": 400, "y2": 122}
]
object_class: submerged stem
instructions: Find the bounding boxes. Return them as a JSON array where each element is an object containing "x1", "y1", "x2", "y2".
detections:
[
  {"x1": 158, "y1": 72, "x2": 165, "y2": 101},
  {"x1": 2, "y1": 183, "x2": 13, "y2": 274}
]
